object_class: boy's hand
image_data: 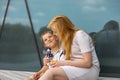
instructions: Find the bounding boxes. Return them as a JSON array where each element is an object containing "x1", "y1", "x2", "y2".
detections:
[{"x1": 43, "y1": 56, "x2": 50, "y2": 66}]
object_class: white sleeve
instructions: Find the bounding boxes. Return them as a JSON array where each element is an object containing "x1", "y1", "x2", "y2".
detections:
[{"x1": 76, "y1": 31, "x2": 92, "y2": 53}]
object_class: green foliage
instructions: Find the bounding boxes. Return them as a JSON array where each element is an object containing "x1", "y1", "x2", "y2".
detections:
[{"x1": 0, "y1": 23, "x2": 43, "y2": 63}]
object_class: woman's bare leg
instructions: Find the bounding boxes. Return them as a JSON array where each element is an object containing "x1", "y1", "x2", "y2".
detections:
[{"x1": 38, "y1": 67, "x2": 68, "y2": 80}]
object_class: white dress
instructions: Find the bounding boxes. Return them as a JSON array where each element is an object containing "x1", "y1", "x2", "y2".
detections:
[{"x1": 60, "y1": 30, "x2": 100, "y2": 80}]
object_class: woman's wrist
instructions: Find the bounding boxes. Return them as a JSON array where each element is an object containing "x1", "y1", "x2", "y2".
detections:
[{"x1": 64, "y1": 60, "x2": 71, "y2": 66}]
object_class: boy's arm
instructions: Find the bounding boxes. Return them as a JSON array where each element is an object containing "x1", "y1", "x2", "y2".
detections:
[{"x1": 38, "y1": 65, "x2": 48, "y2": 73}]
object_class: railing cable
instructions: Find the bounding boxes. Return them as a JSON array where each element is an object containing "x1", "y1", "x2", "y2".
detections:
[
  {"x1": 0, "y1": 0, "x2": 10, "y2": 39},
  {"x1": 24, "y1": 0, "x2": 43, "y2": 67}
]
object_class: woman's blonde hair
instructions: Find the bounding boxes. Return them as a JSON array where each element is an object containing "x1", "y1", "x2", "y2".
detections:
[{"x1": 48, "y1": 15, "x2": 79, "y2": 60}]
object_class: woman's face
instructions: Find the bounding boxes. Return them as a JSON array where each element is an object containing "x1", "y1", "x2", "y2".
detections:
[
  {"x1": 42, "y1": 32, "x2": 58, "y2": 48},
  {"x1": 51, "y1": 26, "x2": 59, "y2": 38}
]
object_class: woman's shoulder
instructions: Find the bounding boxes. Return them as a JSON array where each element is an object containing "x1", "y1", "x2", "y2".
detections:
[{"x1": 75, "y1": 30, "x2": 88, "y2": 37}]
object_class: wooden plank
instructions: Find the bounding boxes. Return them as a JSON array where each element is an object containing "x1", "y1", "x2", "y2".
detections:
[
  {"x1": 0, "y1": 70, "x2": 33, "y2": 80},
  {"x1": 98, "y1": 77, "x2": 120, "y2": 80},
  {"x1": 0, "y1": 69, "x2": 120, "y2": 80}
]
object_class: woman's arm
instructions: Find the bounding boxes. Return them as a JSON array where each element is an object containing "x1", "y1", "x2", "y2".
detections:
[
  {"x1": 65, "y1": 52, "x2": 92, "y2": 68},
  {"x1": 54, "y1": 51, "x2": 92, "y2": 68}
]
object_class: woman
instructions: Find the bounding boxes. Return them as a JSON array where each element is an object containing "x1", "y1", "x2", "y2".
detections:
[
  {"x1": 38, "y1": 15, "x2": 100, "y2": 80},
  {"x1": 26, "y1": 27, "x2": 65, "y2": 80}
]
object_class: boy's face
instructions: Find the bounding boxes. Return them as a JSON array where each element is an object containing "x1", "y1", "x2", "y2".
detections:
[{"x1": 42, "y1": 32, "x2": 58, "y2": 48}]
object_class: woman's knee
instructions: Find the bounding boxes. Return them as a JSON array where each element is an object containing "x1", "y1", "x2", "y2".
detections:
[
  {"x1": 45, "y1": 67, "x2": 62, "y2": 76},
  {"x1": 44, "y1": 68, "x2": 55, "y2": 76}
]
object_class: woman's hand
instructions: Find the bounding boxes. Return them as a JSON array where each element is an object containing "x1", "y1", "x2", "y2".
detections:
[{"x1": 51, "y1": 60, "x2": 64, "y2": 67}]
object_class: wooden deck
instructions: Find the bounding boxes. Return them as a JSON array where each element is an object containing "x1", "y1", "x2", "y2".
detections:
[
  {"x1": 0, "y1": 69, "x2": 120, "y2": 80},
  {"x1": 0, "y1": 69, "x2": 33, "y2": 80}
]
